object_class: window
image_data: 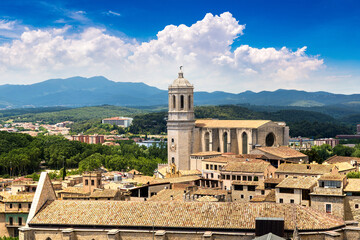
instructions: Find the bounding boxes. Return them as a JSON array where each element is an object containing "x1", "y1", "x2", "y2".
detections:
[
  {"x1": 28, "y1": 204, "x2": 31, "y2": 209},
  {"x1": 85, "y1": 180, "x2": 88, "y2": 185},
  {"x1": 243, "y1": 176, "x2": 246, "y2": 181},
  {"x1": 261, "y1": 190, "x2": 265, "y2": 195},
  {"x1": 9, "y1": 217, "x2": 13, "y2": 225},
  {"x1": 180, "y1": 95, "x2": 184, "y2": 109},
  {"x1": 206, "y1": 174, "x2": 208, "y2": 179},
  {"x1": 242, "y1": 132, "x2": 248, "y2": 154},
  {"x1": 232, "y1": 175, "x2": 236, "y2": 180},
  {"x1": 226, "y1": 175, "x2": 230, "y2": 180},
  {"x1": 356, "y1": 204, "x2": 359, "y2": 209},
  {"x1": 19, "y1": 203, "x2": 22, "y2": 209},
  {"x1": 279, "y1": 188, "x2": 294, "y2": 194},
  {"x1": 218, "y1": 175, "x2": 220, "y2": 179},
  {"x1": 248, "y1": 186, "x2": 256, "y2": 191},
  {"x1": 290, "y1": 199, "x2": 294, "y2": 204},
  {"x1": 248, "y1": 176, "x2": 252, "y2": 181},
  {"x1": 9, "y1": 203, "x2": 12, "y2": 209},
  {"x1": 249, "y1": 196, "x2": 253, "y2": 200},
  {"x1": 234, "y1": 185, "x2": 243, "y2": 191},
  {"x1": 211, "y1": 173, "x2": 214, "y2": 178},
  {"x1": 265, "y1": 132, "x2": 275, "y2": 147},
  {"x1": 206, "y1": 164, "x2": 209, "y2": 170},
  {"x1": 210, "y1": 165, "x2": 213, "y2": 170},
  {"x1": 171, "y1": 138, "x2": 174, "y2": 143},
  {"x1": 326, "y1": 204, "x2": 332, "y2": 213},
  {"x1": 18, "y1": 217, "x2": 22, "y2": 226},
  {"x1": 221, "y1": 175, "x2": 225, "y2": 179},
  {"x1": 91, "y1": 180, "x2": 95, "y2": 186},
  {"x1": 237, "y1": 176, "x2": 241, "y2": 180},
  {"x1": 108, "y1": 198, "x2": 110, "y2": 200},
  {"x1": 188, "y1": 95, "x2": 191, "y2": 110},
  {"x1": 214, "y1": 165, "x2": 218, "y2": 171},
  {"x1": 98, "y1": 180, "x2": 101, "y2": 185},
  {"x1": 46, "y1": 237, "x2": 52, "y2": 240},
  {"x1": 279, "y1": 198, "x2": 283, "y2": 203},
  {"x1": 241, "y1": 195, "x2": 244, "y2": 199},
  {"x1": 172, "y1": 157, "x2": 175, "y2": 164},
  {"x1": 254, "y1": 176, "x2": 258, "y2": 181},
  {"x1": 172, "y1": 95, "x2": 176, "y2": 109}
]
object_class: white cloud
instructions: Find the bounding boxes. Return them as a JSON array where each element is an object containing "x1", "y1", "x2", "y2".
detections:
[
  {"x1": 107, "y1": 11, "x2": 121, "y2": 17},
  {"x1": 0, "y1": 20, "x2": 16, "y2": 30},
  {"x1": 0, "y1": 12, "x2": 337, "y2": 93}
]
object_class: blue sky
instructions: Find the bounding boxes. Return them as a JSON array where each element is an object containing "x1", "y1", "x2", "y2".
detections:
[{"x1": 0, "y1": 0, "x2": 359, "y2": 93}]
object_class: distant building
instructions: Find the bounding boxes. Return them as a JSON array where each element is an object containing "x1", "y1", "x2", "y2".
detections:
[
  {"x1": 314, "y1": 138, "x2": 339, "y2": 148},
  {"x1": 336, "y1": 123, "x2": 360, "y2": 139},
  {"x1": 71, "y1": 134, "x2": 104, "y2": 144},
  {"x1": 102, "y1": 117, "x2": 133, "y2": 127}
]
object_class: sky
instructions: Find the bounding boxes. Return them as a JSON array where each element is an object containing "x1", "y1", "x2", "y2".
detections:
[{"x1": 0, "y1": 0, "x2": 359, "y2": 94}]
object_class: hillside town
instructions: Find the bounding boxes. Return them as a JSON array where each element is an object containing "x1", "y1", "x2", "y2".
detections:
[{"x1": 0, "y1": 70, "x2": 358, "y2": 240}]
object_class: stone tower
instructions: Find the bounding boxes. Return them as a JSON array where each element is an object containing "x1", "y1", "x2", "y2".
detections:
[{"x1": 167, "y1": 67, "x2": 195, "y2": 170}]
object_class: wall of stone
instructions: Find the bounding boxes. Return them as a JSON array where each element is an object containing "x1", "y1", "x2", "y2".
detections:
[
  {"x1": 344, "y1": 196, "x2": 360, "y2": 221},
  {"x1": 310, "y1": 195, "x2": 345, "y2": 219},
  {"x1": 257, "y1": 122, "x2": 286, "y2": 147},
  {"x1": 0, "y1": 212, "x2": 10, "y2": 237}
]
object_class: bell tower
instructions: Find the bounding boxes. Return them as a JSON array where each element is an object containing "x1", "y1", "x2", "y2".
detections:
[{"x1": 167, "y1": 67, "x2": 195, "y2": 170}]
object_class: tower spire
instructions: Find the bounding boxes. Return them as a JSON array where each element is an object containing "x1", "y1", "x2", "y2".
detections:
[{"x1": 178, "y1": 66, "x2": 184, "y2": 78}]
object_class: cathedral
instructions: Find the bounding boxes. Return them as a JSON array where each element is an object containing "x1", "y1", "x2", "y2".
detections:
[{"x1": 167, "y1": 68, "x2": 290, "y2": 170}]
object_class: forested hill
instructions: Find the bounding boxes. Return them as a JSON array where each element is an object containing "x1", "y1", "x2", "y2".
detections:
[
  {"x1": 0, "y1": 105, "x2": 356, "y2": 138},
  {"x1": 1, "y1": 76, "x2": 360, "y2": 108},
  {"x1": 129, "y1": 105, "x2": 355, "y2": 139}
]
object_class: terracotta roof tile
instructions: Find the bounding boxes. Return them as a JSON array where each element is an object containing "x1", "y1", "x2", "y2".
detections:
[
  {"x1": 318, "y1": 173, "x2": 346, "y2": 181},
  {"x1": 325, "y1": 155, "x2": 360, "y2": 164},
  {"x1": 223, "y1": 161, "x2": 270, "y2": 173},
  {"x1": 191, "y1": 151, "x2": 222, "y2": 157},
  {"x1": 276, "y1": 163, "x2": 334, "y2": 175},
  {"x1": 148, "y1": 189, "x2": 185, "y2": 202},
  {"x1": 3, "y1": 193, "x2": 34, "y2": 202},
  {"x1": 90, "y1": 189, "x2": 119, "y2": 198},
  {"x1": 193, "y1": 188, "x2": 228, "y2": 196},
  {"x1": 29, "y1": 201, "x2": 345, "y2": 231},
  {"x1": 255, "y1": 146, "x2": 307, "y2": 159},
  {"x1": 196, "y1": 196, "x2": 219, "y2": 202},
  {"x1": 195, "y1": 119, "x2": 270, "y2": 129},
  {"x1": 344, "y1": 179, "x2": 360, "y2": 192},
  {"x1": 276, "y1": 176, "x2": 317, "y2": 189}
]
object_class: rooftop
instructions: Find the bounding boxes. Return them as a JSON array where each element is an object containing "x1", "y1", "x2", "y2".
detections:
[
  {"x1": 276, "y1": 176, "x2": 317, "y2": 189},
  {"x1": 3, "y1": 193, "x2": 34, "y2": 202},
  {"x1": 276, "y1": 163, "x2": 334, "y2": 175},
  {"x1": 250, "y1": 189, "x2": 276, "y2": 203},
  {"x1": 254, "y1": 146, "x2": 307, "y2": 159},
  {"x1": 344, "y1": 179, "x2": 360, "y2": 192},
  {"x1": 195, "y1": 119, "x2": 270, "y2": 129},
  {"x1": 196, "y1": 196, "x2": 219, "y2": 202},
  {"x1": 148, "y1": 189, "x2": 185, "y2": 202},
  {"x1": 90, "y1": 189, "x2": 119, "y2": 198},
  {"x1": 326, "y1": 155, "x2": 360, "y2": 164},
  {"x1": 193, "y1": 188, "x2": 228, "y2": 196},
  {"x1": 190, "y1": 151, "x2": 222, "y2": 157},
  {"x1": 318, "y1": 173, "x2": 346, "y2": 181},
  {"x1": 334, "y1": 162, "x2": 356, "y2": 172},
  {"x1": 223, "y1": 161, "x2": 271, "y2": 173},
  {"x1": 29, "y1": 201, "x2": 345, "y2": 231}
]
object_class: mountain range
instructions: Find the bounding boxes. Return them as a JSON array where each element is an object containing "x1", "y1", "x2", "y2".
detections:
[{"x1": 0, "y1": 76, "x2": 359, "y2": 109}]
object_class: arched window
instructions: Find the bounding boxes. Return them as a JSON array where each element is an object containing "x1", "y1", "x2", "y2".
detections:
[
  {"x1": 204, "y1": 132, "x2": 210, "y2": 151},
  {"x1": 172, "y1": 157, "x2": 175, "y2": 164},
  {"x1": 172, "y1": 95, "x2": 176, "y2": 109},
  {"x1": 180, "y1": 95, "x2": 184, "y2": 109},
  {"x1": 223, "y1": 132, "x2": 228, "y2": 153},
  {"x1": 188, "y1": 95, "x2": 191, "y2": 110},
  {"x1": 266, "y1": 132, "x2": 275, "y2": 147},
  {"x1": 46, "y1": 238, "x2": 52, "y2": 240},
  {"x1": 242, "y1": 132, "x2": 248, "y2": 154}
]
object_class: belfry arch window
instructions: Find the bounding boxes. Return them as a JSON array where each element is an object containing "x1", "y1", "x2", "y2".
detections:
[
  {"x1": 204, "y1": 132, "x2": 210, "y2": 151},
  {"x1": 266, "y1": 132, "x2": 275, "y2": 147},
  {"x1": 172, "y1": 95, "x2": 176, "y2": 110},
  {"x1": 188, "y1": 95, "x2": 191, "y2": 110},
  {"x1": 242, "y1": 132, "x2": 248, "y2": 154},
  {"x1": 223, "y1": 132, "x2": 228, "y2": 153},
  {"x1": 180, "y1": 95, "x2": 184, "y2": 109}
]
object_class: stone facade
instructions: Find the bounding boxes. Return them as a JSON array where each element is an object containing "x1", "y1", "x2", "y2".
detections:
[
  {"x1": 167, "y1": 70, "x2": 195, "y2": 171},
  {"x1": 311, "y1": 195, "x2": 345, "y2": 219},
  {"x1": 167, "y1": 69, "x2": 289, "y2": 171}
]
